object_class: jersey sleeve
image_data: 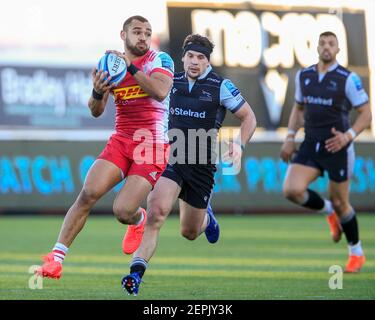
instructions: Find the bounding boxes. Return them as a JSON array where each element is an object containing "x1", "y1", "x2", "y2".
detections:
[
  {"x1": 345, "y1": 72, "x2": 369, "y2": 108},
  {"x1": 149, "y1": 51, "x2": 174, "y2": 78},
  {"x1": 294, "y1": 69, "x2": 303, "y2": 104},
  {"x1": 220, "y1": 79, "x2": 246, "y2": 113}
]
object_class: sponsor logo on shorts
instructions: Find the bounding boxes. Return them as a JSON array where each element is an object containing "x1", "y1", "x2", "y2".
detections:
[{"x1": 114, "y1": 85, "x2": 149, "y2": 100}]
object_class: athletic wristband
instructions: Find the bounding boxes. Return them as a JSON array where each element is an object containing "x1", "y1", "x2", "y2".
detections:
[
  {"x1": 128, "y1": 63, "x2": 139, "y2": 76},
  {"x1": 287, "y1": 129, "x2": 296, "y2": 136},
  {"x1": 346, "y1": 128, "x2": 357, "y2": 140},
  {"x1": 92, "y1": 88, "x2": 103, "y2": 100}
]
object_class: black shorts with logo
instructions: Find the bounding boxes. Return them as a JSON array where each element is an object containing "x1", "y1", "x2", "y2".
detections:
[
  {"x1": 291, "y1": 140, "x2": 355, "y2": 183},
  {"x1": 162, "y1": 163, "x2": 216, "y2": 209}
]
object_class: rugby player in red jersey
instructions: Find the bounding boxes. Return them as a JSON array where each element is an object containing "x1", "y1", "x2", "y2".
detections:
[{"x1": 36, "y1": 15, "x2": 174, "y2": 279}]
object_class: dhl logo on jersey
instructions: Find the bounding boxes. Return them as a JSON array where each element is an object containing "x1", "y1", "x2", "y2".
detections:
[{"x1": 114, "y1": 85, "x2": 149, "y2": 100}]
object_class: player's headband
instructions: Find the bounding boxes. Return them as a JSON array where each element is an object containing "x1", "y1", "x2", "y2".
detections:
[{"x1": 183, "y1": 43, "x2": 211, "y2": 61}]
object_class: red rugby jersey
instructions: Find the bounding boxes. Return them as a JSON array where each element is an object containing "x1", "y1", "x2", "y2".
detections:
[{"x1": 112, "y1": 50, "x2": 174, "y2": 144}]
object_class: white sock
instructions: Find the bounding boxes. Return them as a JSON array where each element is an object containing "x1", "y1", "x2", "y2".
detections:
[
  {"x1": 320, "y1": 199, "x2": 334, "y2": 216},
  {"x1": 53, "y1": 242, "x2": 69, "y2": 264},
  {"x1": 349, "y1": 241, "x2": 364, "y2": 256},
  {"x1": 135, "y1": 209, "x2": 145, "y2": 226}
]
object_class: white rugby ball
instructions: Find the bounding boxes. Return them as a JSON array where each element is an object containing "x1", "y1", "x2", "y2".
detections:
[{"x1": 97, "y1": 52, "x2": 127, "y2": 85}]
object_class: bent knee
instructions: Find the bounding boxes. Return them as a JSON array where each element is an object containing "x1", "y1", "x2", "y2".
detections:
[
  {"x1": 180, "y1": 228, "x2": 199, "y2": 241},
  {"x1": 331, "y1": 198, "x2": 350, "y2": 214},
  {"x1": 147, "y1": 206, "x2": 169, "y2": 228},
  {"x1": 78, "y1": 187, "x2": 103, "y2": 205},
  {"x1": 283, "y1": 186, "x2": 305, "y2": 202},
  {"x1": 147, "y1": 198, "x2": 171, "y2": 226},
  {"x1": 113, "y1": 204, "x2": 137, "y2": 224}
]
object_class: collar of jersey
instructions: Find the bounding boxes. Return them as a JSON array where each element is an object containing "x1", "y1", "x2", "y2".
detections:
[
  {"x1": 198, "y1": 65, "x2": 212, "y2": 79},
  {"x1": 314, "y1": 61, "x2": 339, "y2": 74}
]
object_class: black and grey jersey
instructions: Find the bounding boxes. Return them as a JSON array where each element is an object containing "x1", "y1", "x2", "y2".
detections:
[
  {"x1": 295, "y1": 63, "x2": 369, "y2": 142},
  {"x1": 169, "y1": 65, "x2": 246, "y2": 164}
]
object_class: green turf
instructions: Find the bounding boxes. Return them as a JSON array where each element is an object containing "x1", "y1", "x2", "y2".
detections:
[{"x1": 0, "y1": 214, "x2": 374, "y2": 300}]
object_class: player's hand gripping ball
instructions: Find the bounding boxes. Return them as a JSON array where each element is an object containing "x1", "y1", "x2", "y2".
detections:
[{"x1": 97, "y1": 52, "x2": 127, "y2": 85}]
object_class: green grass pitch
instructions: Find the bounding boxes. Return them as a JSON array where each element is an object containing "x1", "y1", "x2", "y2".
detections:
[{"x1": 0, "y1": 214, "x2": 374, "y2": 300}]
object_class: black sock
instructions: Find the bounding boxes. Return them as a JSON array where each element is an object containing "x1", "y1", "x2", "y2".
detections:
[
  {"x1": 130, "y1": 257, "x2": 148, "y2": 278},
  {"x1": 340, "y1": 212, "x2": 359, "y2": 246},
  {"x1": 302, "y1": 189, "x2": 325, "y2": 210}
]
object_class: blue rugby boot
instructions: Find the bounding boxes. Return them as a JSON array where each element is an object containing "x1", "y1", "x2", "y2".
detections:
[
  {"x1": 205, "y1": 202, "x2": 220, "y2": 243},
  {"x1": 121, "y1": 272, "x2": 142, "y2": 296}
]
